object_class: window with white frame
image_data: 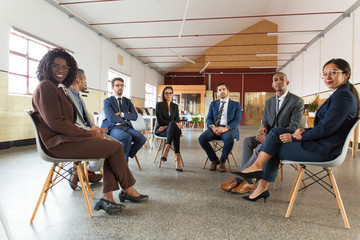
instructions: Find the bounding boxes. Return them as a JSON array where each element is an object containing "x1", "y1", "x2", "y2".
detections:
[
  {"x1": 8, "y1": 31, "x2": 53, "y2": 95},
  {"x1": 108, "y1": 69, "x2": 130, "y2": 97},
  {"x1": 145, "y1": 83, "x2": 156, "y2": 108}
]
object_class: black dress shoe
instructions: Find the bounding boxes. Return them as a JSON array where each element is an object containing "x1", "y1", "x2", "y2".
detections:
[
  {"x1": 119, "y1": 190, "x2": 149, "y2": 203},
  {"x1": 94, "y1": 198, "x2": 125, "y2": 215},
  {"x1": 231, "y1": 170, "x2": 264, "y2": 181},
  {"x1": 161, "y1": 156, "x2": 167, "y2": 162}
]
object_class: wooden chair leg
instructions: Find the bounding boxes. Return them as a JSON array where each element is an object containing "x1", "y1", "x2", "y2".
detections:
[
  {"x1": 30, "y1": 165, "x2": 55, "y2": 223},
  {"x1": 285, "y1": 168, "x2": 306, "y2": 218},
  {"x1": 280, "y1": 162, "x2": 284, "y2": 180},
  {"x1": 134, "y1": 155, "x2": 142, "y2": 171},
  {"x1": 179, "y1": 153, "x2": 184, "y2": 167},
  {"x1": 231, "y1": 151, "x2": 237, "y2": 166},
  {"x1": 294, "y1": 164, "x2": 306, "y2": 187},
  {"x1": 78, "y1": 163, "x2": 94, "y2": 199},
  {"x1": 328, "y1": 170, "x2": 350, "y2": 229},
  {"x1": 203, "y1": 157, "x2": 209, "y2": 169},
  {"x1": 227, "y1": 157, "x2": 231, "y2": 172},
  {"x1": 287, "y1": 166, "x2": 303, "y2": 201},
  {"x1": 76, "y1": 164, "x2": 93, "y2": 218},
  {"x1": 83, "y1": 161, "x2": 89, "y2": 183},
  {"x1": 42, "y1": 166, "x2": 56, "y2": 204},
  {"x1": 159, "y1": 141, "x2": 165, "y2": 168},
  {"x1": 153, "y1": 140, "x2": 163, "y2": 163},
  {"x1": 50, "y1": 162, "x2": 64, "y2": 187},
  {"x1": 274, "y1": 171, "x2": 279, "y2": 191},
  {"x1": 99, "y1": 163, "x2": 104, "y2": 176}
]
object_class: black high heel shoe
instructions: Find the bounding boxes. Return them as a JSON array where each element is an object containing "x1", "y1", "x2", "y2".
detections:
[
  {"x1": 231, "y1": 170, "x2": 264, "y2": 181},
  {"x1": 242, "y1": 190, "x2": 270, "y2": 203},
  {"x1": 161, "y1": 156, "x2": 167, "y2": 162},
  {"x1": 175, "y1": 160, "x2": 183, "y2": 172}
]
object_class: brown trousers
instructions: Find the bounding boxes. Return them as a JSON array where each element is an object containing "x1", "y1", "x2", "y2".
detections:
[{"x1": 47, "y1": 138, "x2": 136, "y2": 193}]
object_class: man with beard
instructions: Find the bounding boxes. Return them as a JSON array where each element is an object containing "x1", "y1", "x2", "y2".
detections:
[
  {"x1": 220, "y1": 72, "x2": 304, "y2": 193},
  {"x1": 199, "y1": 83, "x2": 242, "y2": 172},
  {"x1": 101, "y1": 77, "x2": 146, "y2": 163},
  {"x1": 65, "y1": 69, "x2": 103, "y2": 189}
]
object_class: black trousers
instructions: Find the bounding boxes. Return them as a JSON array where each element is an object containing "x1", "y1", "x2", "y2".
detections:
[{"x1": 155, "y1": 121, "x2": 181, "y2": 153}]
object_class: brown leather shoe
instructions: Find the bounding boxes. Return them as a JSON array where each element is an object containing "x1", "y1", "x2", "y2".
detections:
[
  {"x1": 218, "y1": 162, "x2": 226, "y2": 172},
  {"x1": 209, "y1": 159, "x2": 220, "y2": 171},
  {"x1": 219, "y1": 179, "x2": 238, "y2": 192},
  {"x1": 231, "y1": 180, "x2": 255, "y2": 194},
  {"x1": 88, "y1": 172, "x2": 103, "y2": 183},
  {"x1": 68, "y1": 167, "x2": 78, "y2": 190}
]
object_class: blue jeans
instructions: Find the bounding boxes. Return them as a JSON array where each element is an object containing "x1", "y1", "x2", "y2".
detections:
[
  {"x1": 260, "y1": 127, "x2": 332, "y2": 182},
  {"x1": 198, "y1": 128, "x2": 235, "y2": 163},
  {"x1": 109, "y1": 126, "x2": 146, "y2": 162}
]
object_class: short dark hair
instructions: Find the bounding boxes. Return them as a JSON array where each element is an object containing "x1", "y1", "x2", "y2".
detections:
[
  {"x1": 217, "y1": 82, "x2": 228, "y2": 90},
  {"x1": 111, "y1": 77, "x2": 124, "y2": 87},
  {"x1": 77, "y1": 68, "x2": 85, "y2": 80},
  {"x1": 37, "y1": 48, "x2": 78, "y2": 88},
  {"x1": 273, "y1": 71, "x2": 287, "y2": 78}
]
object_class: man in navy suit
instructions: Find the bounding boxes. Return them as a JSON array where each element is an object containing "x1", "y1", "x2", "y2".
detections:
[
  {"x1": 198, "y1": 83, "x2": 242, "y2": 172},
  {"x1": 101, "y1": 77, "x2": 146, "y2": 163}
]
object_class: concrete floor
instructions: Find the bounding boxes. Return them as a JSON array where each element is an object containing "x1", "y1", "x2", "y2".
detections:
[{"x1": 0, "y1": 126, "x2": 360, "y2": 240}]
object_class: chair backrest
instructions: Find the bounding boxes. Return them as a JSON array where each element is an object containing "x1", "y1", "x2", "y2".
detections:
[
  {"x1": 283, "y1": 117, "x2": 360, "y2": 168},
  {"x1": 143, "y1": 107, "x2": 150, "y2": 115},
  {"x1": 92, "y1": 112, "x2": 99, "y2": 126},
  {"x1": 131, "y1": 113, "x2": 147, "y2": 132},
  {"x1": 25, "y1": 110, "x2": 64, "y2": 164}
]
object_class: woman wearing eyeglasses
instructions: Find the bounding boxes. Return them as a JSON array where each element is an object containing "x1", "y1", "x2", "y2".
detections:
[
  {"x1": 155, "y1": 86, "x2": 184, "y2": 171},
  {"x1": 32, "y1": 48, "x2": 148, "y2": 215},
  {"x1": 232, "y1": 58, "x2": 359, "y2": 202}
]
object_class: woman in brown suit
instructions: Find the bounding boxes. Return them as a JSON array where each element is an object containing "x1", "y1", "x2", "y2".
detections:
[{"x1": 32, "y1": 48, "x2": 148, "y2": 215}]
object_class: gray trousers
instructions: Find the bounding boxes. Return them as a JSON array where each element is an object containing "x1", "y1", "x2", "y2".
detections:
[{"x1": 241, "y1": 136, "x2": 262, "y2": 171}]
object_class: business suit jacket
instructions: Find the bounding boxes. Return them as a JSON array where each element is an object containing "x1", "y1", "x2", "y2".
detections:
[
  {"x1": 262, "y1": 92, "x2": 304, "y2": 131},
  {"x1": 101, "y1": 95, "x2": 137, "y2": 131},
  {"x1": 32, "y1": 80, "x2": 92, "y2": 149},
  {"x1": 65, "y1": 88, "x2": 94, "y2": 130},
  {"x1": 296, "y1": 83, "x2": 357, "y2": 158},
  {"x1": 155, "y1": 102, "x2": 180, "y2": 133},
  {"x1": 206, "y1": 99, "x2": 242, "y2": 140}
]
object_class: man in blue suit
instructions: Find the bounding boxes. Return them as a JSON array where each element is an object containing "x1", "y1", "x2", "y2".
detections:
[
  {"x1": 199, "y1": 83, "x2": 242, "y2": 172},
  {"x1": 101, "y1": 77, "x2": 146, "y2": 163}
]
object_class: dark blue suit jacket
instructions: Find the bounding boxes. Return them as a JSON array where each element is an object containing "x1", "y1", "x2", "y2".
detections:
[
  {"x1": 101, "y1": 95, "x2": 138, "y2": 131},
  {"x1": 297, "y1": 83, "x2": 357, "y2": 158},
  {"x1": 206, "y1": 99, "x2": 242, "y2": 140}
]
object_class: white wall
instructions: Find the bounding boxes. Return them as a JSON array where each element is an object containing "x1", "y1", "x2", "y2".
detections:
[
  {"x1": 281, "y1": 10, "x2": 360, "y2": 97},
  {"x1": 0, "y1": 0, "x2": 163, "y2": 97}
]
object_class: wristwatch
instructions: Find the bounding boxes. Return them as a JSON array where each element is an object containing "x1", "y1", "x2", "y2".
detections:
[{"x1": 120, "y1": 112, "x2": 124, "y2": 117}]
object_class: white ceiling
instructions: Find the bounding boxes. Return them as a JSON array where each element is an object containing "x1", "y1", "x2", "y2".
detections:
[{"x1": 53, "y1": 0, "x2": 359, "y2": 74}]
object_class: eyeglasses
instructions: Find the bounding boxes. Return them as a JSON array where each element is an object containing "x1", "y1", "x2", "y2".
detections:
[
  {"x1": 51, "y1": 63, "x2": 70, "y2": 71},
  {"x1": 321, "y1": 70, "x2": 344, "y2": 79},
  {"x1": 114, "y1": 84, "x2": 124, "y2": 88},
  {"x1": 164, "y1": 92, "x2": 173, "y2": 95}
]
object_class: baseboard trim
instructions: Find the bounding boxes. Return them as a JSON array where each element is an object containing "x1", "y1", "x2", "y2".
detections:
[{"x1": 0, "y1": 138, "x2": 35, "y2": 150}]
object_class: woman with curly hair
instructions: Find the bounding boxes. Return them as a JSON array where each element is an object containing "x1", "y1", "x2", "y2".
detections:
[{"x1": 32, "y1": 48, "x2": 148, "y2": 215}]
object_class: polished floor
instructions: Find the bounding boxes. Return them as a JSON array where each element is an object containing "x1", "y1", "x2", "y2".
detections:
[{"x1": 1, "y1": 126, "x2": 360, "y2": 240}]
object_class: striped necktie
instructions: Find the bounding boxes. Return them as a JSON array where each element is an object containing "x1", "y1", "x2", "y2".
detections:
[
  {"x1": 215, "y1": 101, "x2": 226, "y2": 126},
  {"x1": 276, "y1": 99, "x2": 280, "y2": 115}
]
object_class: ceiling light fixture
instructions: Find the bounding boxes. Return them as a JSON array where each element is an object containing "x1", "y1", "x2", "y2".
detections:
[
  {"x1": 200, "y1": 61, "x2": 211, "y2": 73},
  {"x1": 166, "y1": 47, "x2": 196, "y2": 64},
  {"x1": 179, "y1": 0, "x2": 191, "y2": 38}
]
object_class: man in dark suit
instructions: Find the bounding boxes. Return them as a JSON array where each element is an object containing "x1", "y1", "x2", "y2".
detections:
[
  {"x1": 65, "y1": 69, "x2": 103, "y2": 189},
  {"x1": 101, "y1": 77, "x2": 146, "y2": 163},
  {"x1": 220, "y1": 72, "x2": 304, "y2": 193},
  {"x1": 198, "y1": 83, "x2": 242, "y2": 172}
]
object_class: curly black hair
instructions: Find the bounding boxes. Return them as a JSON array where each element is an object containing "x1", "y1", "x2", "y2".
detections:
[{"x1": 37, "y1": 48, "x2": 78, "y2": 88}]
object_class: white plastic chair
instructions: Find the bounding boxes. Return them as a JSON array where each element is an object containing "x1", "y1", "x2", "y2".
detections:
[
  {"x1": 0, "y1": 203, "x2": 13, "y2": 240},
  {"x1": 282, "y1": 118, "x2": 360, "y2": 229},
  {"x1": 26, "y1": 110, "x2": 97, "y2": 223}
]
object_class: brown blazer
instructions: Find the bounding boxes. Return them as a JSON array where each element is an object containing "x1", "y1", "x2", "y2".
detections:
[{"x1": 32, "y1": 80, "x2": 92, "y2": 149}]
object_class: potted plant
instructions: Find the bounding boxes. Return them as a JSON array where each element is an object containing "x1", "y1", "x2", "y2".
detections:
[{"x1": 306, "y1": 101, "x2": 319, "y2": 116}]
